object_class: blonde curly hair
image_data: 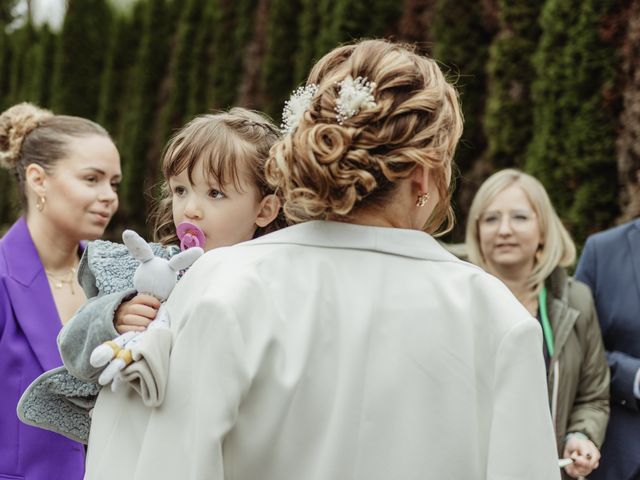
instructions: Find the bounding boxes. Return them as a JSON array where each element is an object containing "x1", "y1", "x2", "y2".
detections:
[
  {"x1": 0, "y1": 102, "x2": 109, "y2": 209},
  {"x1": 266, "y1": 39, "x2": 463, "y2": 234}
]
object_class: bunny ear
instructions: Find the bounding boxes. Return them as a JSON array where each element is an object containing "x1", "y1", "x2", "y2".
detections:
[
  {"x1": 122, "y1": 230, "x2": 154, "y2": 263},
  {"x1": 169, "y1": 247, "x2": 204, "y2": 272}
]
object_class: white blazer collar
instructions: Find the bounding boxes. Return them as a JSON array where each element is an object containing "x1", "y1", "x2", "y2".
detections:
[{"x1": 248, "y1": 221, "x2": 463, "y2": 264}]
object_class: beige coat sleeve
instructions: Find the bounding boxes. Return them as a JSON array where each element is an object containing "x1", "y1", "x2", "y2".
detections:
[
  {"x1": 486, "y1": 319, "x2": 561, "y2": 480},
  {"x1": 128, "y1": 297, "x2": 251, "y2": 480}
]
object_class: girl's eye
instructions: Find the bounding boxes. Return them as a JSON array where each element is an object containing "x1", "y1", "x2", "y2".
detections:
[
  {"x1": 85, "y1": 176, "x2": 98, "y2": 184},
  {"x1": 111, "y1": 182, "x2": 120, "y2": 192},
  {"x1": 209, "y1": 189, "x2": 225, "y2": 199},
  {"x1": 173, "y1": 186, "x2": 186, "y2": 196}
]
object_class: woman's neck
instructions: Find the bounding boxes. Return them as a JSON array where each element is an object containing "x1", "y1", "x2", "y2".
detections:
[
  {"x1": 489, "y1": 263, "x2": 537, "y2": 313},
  {"x1": 26, "y1": 213, "x2": 80, "y2": 272}
]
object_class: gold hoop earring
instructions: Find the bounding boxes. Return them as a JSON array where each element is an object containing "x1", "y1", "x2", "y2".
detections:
[
  {"x1": 416, "y1": 192, "x2": 430, "y2": 207},
  {"x1": 36, "y1": 195, "x2": 46, "y2": 212}
]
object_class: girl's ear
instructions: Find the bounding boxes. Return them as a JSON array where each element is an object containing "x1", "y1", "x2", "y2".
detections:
[
  {"x1": 255, "y1": 194, "x2": 281, "y2": 228},
  {"x1": 25, "y1": 163, "x2": 48, "y2": 197}
]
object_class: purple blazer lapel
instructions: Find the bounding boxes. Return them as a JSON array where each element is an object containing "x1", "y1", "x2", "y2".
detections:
[{"x1": 1, "y1": 218, "x2": 63, "y2": 372}]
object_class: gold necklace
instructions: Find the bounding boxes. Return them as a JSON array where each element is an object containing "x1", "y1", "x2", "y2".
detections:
[{"x1": 45, "y1": 266, "x2": 77, "y2": 295}]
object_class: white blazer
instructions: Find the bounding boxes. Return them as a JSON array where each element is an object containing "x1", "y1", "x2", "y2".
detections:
[{"x1": 85, "y1": 221, "x2": 560, "y2": 480}]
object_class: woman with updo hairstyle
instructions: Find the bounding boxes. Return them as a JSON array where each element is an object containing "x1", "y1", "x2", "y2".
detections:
[
  {"x1": 466, "y1": 169, "x2": 609, "y2": 479},
  {"x1": 0, "y1": 103, "x2": 121, "y2": 480},
  {"x1": 76, "y1": 40, "x2": 557, "y2": 480}
]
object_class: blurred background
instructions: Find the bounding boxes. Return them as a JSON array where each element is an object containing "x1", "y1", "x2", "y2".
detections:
[{"x1": 0, "y1": 0, "x2": 638, "y2": 245}]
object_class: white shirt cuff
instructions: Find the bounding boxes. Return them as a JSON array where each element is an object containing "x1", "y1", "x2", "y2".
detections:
[{"x1": 634, "y1": 369, "x2": 640, "y2": 399}]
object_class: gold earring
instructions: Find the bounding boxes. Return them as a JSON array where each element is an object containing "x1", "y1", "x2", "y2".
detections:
[
  {"x1": 416, "y1": 192, "x2": 430, "y2": 207},
  {"x1": 36, "y1": 195, "x2": 46, "y2": 211}
]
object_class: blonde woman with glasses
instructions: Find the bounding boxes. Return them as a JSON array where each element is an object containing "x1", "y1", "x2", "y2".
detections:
[{"x1": 466, "y1": 169, "x2": 610, "y2": 479}]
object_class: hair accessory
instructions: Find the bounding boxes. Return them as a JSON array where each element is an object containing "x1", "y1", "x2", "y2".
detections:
[
  {"x1": 281, "y1": 84, "x2": 319, "y2": 134},
  {"x1": 36, "y1": 195, "x2": 46, "y2": 211},
  {"x1": 416, "y1": 192, "x2": 430, "y2": 207},
  {"x1": 335, "y1": 75, "x2": 377, "y2": 125},
  {"x1": 176, "y1": 222, "x2": 206, "y2": 251}
]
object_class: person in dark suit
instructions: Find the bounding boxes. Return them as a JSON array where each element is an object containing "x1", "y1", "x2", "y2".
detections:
[
  {"x1": 0, "y1": 103, "x2": 121, "y2": 480},
  {"x1": 575, "y1": 219, "x2": 640, "y2": 480}
]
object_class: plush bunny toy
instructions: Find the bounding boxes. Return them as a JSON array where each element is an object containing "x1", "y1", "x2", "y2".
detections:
[{"x1": 90, "y1": 229, "x2": 203, "y2": 390}]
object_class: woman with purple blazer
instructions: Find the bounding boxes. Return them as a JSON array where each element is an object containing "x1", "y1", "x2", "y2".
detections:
[{"x1": 0, "y1": 103, "x2": 121, "y2": 480}]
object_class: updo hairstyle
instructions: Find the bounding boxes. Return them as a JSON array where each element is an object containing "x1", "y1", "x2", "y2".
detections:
[
  {"x1": 266, "y1": 39, "x2": 463, "y2": 234},
  {"x1": 0, "y1": 102, "x2": 109, "y2": 209}
]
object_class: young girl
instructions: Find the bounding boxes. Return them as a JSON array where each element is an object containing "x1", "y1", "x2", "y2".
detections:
[{"x1": 19, "y1": 108, "x2": 285, "y2": 443}]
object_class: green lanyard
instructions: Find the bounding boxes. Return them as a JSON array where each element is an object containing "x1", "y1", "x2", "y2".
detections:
[{"x1": 538, "y1": 286, "x2": 554, "y2": 357}]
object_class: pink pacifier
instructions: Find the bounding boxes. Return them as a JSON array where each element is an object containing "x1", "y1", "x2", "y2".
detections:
[{"x1": 176, "y1": 222, "x2": 206, "y2": 251}]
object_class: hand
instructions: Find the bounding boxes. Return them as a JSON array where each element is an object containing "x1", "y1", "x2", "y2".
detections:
[
  {"x1": 114, "y1": 294, "x2": 161, "y2": 334},
  {"x1": 562, "y1": 435, "x2": 600, "y2": 478}
]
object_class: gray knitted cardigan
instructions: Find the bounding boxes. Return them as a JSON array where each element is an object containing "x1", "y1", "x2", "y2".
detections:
[{"x1": 17, "y1": 239, "x2": 177, "y2": 444}]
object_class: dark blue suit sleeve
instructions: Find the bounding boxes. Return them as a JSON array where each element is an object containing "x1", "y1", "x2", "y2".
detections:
[{"x1": 577, "y1": 235, "x2": 640, "y2": 411}]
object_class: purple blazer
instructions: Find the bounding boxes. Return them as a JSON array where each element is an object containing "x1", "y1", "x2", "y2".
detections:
[{"x1": 0, "y1": 218, "x2": 84, "y2": 480}]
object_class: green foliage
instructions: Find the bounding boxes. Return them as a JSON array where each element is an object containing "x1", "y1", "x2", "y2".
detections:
[
  {"x1": 97, "y1": 4, "x2": 144, "y2": 137},
  {"x1": 25, "y1": 25, "x2": 57, "y2": 107},
  {"x1": 186, "y1": 0, "x2": 216, "y2": 118},
  {"x1": 51, "y1": 0, "x2": 112, "y2": 118},
  {"x1": 432, "y1": 0, "x2": 493, "y2": 175},
  {"x1": 119, "y1": 0, "x2": 172, "y2": 229},
  {"x1": 0, "y1": 169, "x2": 19, "y2": 228},
  {"x1": 261, "y1": 0, "x2": 303, "y2": 119},
  {"x1": 159, "y1": 0, "x2": 205, "y2": 141},
  {"x1": 208, "y1": 0, "x2": 256, "y2": 109},
  {"x1": 313, "y1": 0, "x2": 403, "y2": 65},
  {"x1": 527, "y1": 0, "x2": 619, "y2": 243},
  {"x1": 484, "y1": 1, "x2": 541, "y2": 169},
  {"x1": 294, "y1": 0, "x2": 319, "y2": 84},
  {"x1": 0, "y1": 26, "x2": 13, "y2": 110},
  {"x1": 7, "y1": 24, "x2": 35, "y2": 105}
]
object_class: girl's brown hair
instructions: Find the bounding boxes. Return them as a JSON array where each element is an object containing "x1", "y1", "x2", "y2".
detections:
[
  {"x1": 151, "y1": 108, "x2": 286, "y2": 245},
  {"x1": 0, "y1": 102, "x2": 110, "y2": 209},
  {"x1": 266, "y1": 39, "x2": 463, "y2": 235}
]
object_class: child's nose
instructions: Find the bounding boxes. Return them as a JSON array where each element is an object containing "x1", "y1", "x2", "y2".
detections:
[{"x1": 184, "y1": 199, "x2": 202, "y2": 220}]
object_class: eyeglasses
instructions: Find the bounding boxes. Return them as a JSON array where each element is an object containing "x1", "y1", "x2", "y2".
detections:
[{"x1": 478, "y1": 210, "x2": 536, "y2": 231}]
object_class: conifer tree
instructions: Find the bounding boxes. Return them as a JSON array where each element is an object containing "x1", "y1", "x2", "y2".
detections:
[
  {"x1": 432, "y1": 0, "x2": 492, "y2": 177},
  {"x1": 483, "y1": 1, "x2": 541, "y2": 169},
  {"x1": 208, "y1": 0, "x2": 256, "y2": 109},
  {"x1": 97, "y1": 4, "x2": 143, "y2": 138},
  {"x1": 187, "y1": 0, "x2": 217, "y2": 118},
  {"x1": 7, "y1": 24, "x2": 35, "y2": 104},
  {"x1": 160, "y1": 0, "x2": 205, "y2": 140},
  {"x1": 294, "y1": 0, "x2": 319, "y2": 84},
  {"x1": 0, "y1": 26, "x2": 12, "y2": 110},
  {"x1": 431, "y1": 0, "x2": 494, "y2": 241},
  {"x1": 26, "y1": 25, "x2": 56, "y2": 107},
  {"x1": 51, "y1": 0, "x2": 112, "y2": 118},
  {"x1": 119, "y1": 0, "x2": 172, "y2": 229},
  {"x1": 527, "y1": 0, "x2": 619, "y2": 242},
  {"x1": 261, "y1": 0, "x2": 303, "y2": 120}
]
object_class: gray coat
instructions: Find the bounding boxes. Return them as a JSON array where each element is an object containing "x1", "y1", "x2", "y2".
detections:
[{"x1": 17, "y1": 239, "x2": 177, "y2": 443}]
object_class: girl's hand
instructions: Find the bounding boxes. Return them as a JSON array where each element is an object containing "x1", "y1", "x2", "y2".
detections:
[
  {"x1": 114, "y1": 294, "x2": 161, "y2": 334},
  {"x1": 562, "y1": 435, "x2": 600, "y2": 478}
]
